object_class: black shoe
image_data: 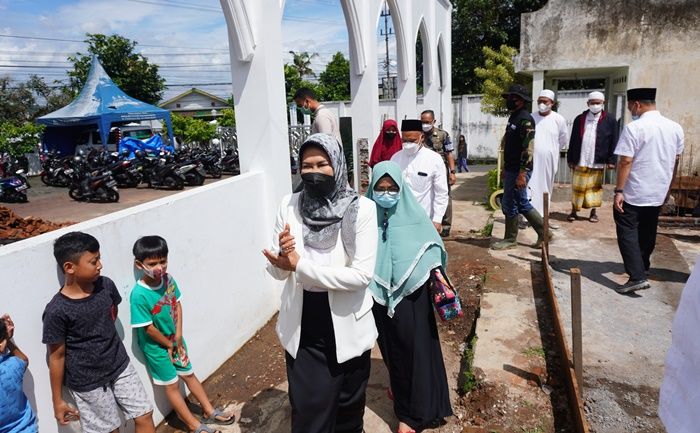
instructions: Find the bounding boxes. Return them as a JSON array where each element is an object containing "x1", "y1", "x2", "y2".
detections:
[
  {"x1": 615, "y1": 279, "x2": 650, "y2": 294},
  {"x1": 440, "y1": 229, "x2": 450, "y2": 237}
]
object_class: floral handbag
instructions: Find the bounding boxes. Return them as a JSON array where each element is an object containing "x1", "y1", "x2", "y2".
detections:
[{"x1": 429, "y1": 267, "x2": 463, "y2": 321}]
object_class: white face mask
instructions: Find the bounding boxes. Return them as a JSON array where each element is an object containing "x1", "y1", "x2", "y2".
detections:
[
  {"x1": 402, "y1": 140, "x2": 419, "y2": 153},
  {"x1": 589, "y1": 104, "x2": 603, "y2": 114},
  {"x1": 422, "y1": 123, "x2": 433, "y2": 132},
  {"x1": 538, "y1": 103, "x2": 551, "y2": 113},
  {"x1": 141, "y1": 264, "x2": 165, "y2": 280}
]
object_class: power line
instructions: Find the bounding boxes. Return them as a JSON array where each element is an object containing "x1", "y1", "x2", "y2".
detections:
[
  {"x1": 0, "y1": 34, "x2": 229, "y2": 51},
  {"x1": 123, "y1": 0, "x2": 221, "y2": 12}
]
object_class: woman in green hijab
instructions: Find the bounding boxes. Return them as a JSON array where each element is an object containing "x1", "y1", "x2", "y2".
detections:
[{"x1": 367, "y1": 161, "x2": 452, "y2": 433}]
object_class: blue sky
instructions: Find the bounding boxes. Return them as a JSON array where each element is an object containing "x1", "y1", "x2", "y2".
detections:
[{"x1": 0, "y1": 0, "x2": 396, "y2": 101}]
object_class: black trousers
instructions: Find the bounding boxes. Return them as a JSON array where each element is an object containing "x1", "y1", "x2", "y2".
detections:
[
  {"x1": 442, "y1": 165, "x2": 453, "y2": 232},
  {"x1": 613, "y1": 202, "x2": 661, "y2": 281},
  {"x1": 372, "y1": 284, "x2": 453, "y2": 430},
  {"x1": 286, "y1": 291, "x2": 371, "y2": 433}
]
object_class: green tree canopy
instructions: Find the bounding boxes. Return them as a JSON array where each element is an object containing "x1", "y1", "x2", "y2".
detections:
[
  {"x1": 451, "y1": 0, "x2": 548, "y2": 95},
  {"x1": 171, "y1": 113, "x2": 216, "y2": 146},
  {"x1": 0, "y1": 75, "x2": 72, "y2": 123},
  {"x1": 288, "y1": 51, "x2": 318, "y2": 79},
  {"x1": 0, "y1": 122, "x2": 44, "y2": 156},
  {"x1": 67, "y1": 33, "x2": 166, "y2": 105},
  {"x1": 474, "y1": 45, "x2": 522, "y2": 117},
  {"x1": 218, "y1": 108, "x2": 236, "y2": 127},
  {"x1": 318, "y1": 52, "x2": 350, "y2": 101}
]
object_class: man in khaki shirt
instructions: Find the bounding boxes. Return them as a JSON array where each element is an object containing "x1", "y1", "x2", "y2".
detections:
[{"x1": 294, "y1": 87, "x2": 342, "y2": 146}]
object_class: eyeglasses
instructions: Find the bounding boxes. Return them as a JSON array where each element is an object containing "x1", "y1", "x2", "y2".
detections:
[{"x1": 374, "y1": 187, "x2": 399, "y2": 193}]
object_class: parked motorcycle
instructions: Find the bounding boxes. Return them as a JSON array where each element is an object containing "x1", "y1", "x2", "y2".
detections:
[
  {"x1": 221, "y1": 147, "x2": 240, "y2": 175},
  {"x1": 40, "y1": 151, "x2": 74, "y2": 187},
  {"x1": 67, "y1": 156, "x2": 120, "y2": 203},
  {"x1": 0, "y1": 169, "x2": 30, "y2": 203},
  {"x1": 136, "y1": 151, "x2": 186, "y2": 190}
]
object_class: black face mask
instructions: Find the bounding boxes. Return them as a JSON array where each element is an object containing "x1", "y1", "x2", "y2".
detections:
[
  {"x1": 506, "y1": 97, "x2": 519, "y2": 110},
  {"x1": 301, "y1": 172, "x2": 336, "y2": 197}
]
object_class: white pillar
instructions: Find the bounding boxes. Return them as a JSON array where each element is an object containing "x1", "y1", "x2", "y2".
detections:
[
  {"x1": 221, "y1": 0, "x2": 291, "y2": 221},
  {"x1": 532, "y1": 70, "x2": 545, "y2": 100}
]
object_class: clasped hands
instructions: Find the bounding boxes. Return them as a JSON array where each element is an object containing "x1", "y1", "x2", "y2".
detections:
[{"x1": 263, "y1": 223, "x2": 300, "y2": 271}]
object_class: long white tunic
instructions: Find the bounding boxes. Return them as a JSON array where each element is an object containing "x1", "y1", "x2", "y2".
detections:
[
  {"x1": 529, "y1": 111, "x2": 568, "y2": 215},
  {"x1": 659, "y1": 258, "x2": 700, "y2": 433},
  {"x1": 390, "y1": 146, "x2": 448, "y2": 223}
]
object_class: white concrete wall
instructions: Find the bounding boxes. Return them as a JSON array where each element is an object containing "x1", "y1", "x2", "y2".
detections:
[{"x1": 0, "y1": 173, "x2": 281, "y2": 433}]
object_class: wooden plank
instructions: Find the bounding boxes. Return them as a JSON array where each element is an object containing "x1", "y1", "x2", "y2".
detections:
[
  {"x1": 541, "y1": 248, "x2": 590, "y2": 433},
  {"x1": 570, "y1": 267, "x2": 583, "y2": 398},
  {"x1": 543, "y1": 192, "x2": 550, "y2": 256}
]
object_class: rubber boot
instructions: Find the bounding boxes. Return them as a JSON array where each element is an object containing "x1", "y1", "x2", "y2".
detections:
[
  {"x1": 491, "y1": 217, "x2": 519, "y2": 250},
  {"x1": 524, "y1": 209, "x2": 553, "y2": 249}
]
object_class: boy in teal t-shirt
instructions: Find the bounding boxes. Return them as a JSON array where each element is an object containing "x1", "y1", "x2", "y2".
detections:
[{"x1": 130, "y1": 236, "x2": 234, "y2": 433}]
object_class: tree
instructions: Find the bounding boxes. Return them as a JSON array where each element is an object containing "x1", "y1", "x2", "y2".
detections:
[
  {"x1": 67, "y1": 33, "x2": 166, "y2": 104},
  {"x1": 218, "y1": 108, "x2": 236, "y2": 128},
  {"x1": 0, "y1": 122, "x2": 44, "y2": 156},
  {"x1": 318, "y1": 52, "x2": 350, "y2": 101},
  {"x1": 284, "y1": 64, "x2": 304, "y2": 101},
  {"x1": 474, "y1": 45, "x2": 522, "y2": 117},
  {"x1": 288, "y1": 51, "x2": 319, "y2": 79},
  {"x1": 0, "y1": 75, "x2": 71, "y2": 123},
  {"x1": 171, "y1": 113, "x2": 216, "y2": 146},
  {"x1": 451, "y1": 0, "x2": 548, "y2": 95}
]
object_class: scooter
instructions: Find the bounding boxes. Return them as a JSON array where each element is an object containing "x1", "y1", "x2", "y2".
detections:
[
  {"x1": 67, "y1": 156, "x2": 119, "y2": 203},
  {"x1": 0, "y1": 170, "x2": 30, "y2": 203},
  {"x1": 137, "y1": 152, "x2": 186, "y2": 190}
]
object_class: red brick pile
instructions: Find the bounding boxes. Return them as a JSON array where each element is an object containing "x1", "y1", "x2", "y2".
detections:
[{"x1": 0, "y1": 206, "x2": 74, "y2": 241}]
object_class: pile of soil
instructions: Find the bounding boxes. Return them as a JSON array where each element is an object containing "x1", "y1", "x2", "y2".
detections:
[{"x1": 0, "y1": 206, "x2": 74, "y2": 242}]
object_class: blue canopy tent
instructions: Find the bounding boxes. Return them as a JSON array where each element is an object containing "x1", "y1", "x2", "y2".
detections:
[{"x1": 37, "y1": 56, "x2": 174, "y2": 154}]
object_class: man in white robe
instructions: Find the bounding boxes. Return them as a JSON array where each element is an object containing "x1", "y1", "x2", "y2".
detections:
[
  {"x1": 529, "y1": 89, "x2": 568, "y2": 217},
  {"x1": 659, "y1": 258, "x2": 700, "y2": 432}
]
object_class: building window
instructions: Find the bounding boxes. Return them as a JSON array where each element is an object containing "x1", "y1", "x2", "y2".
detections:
[
  {"x1": 211, "y1": 102, "x2": 216, "y2": 107},
  {"x1": 176, "y1": 103, "x2": 181, "y2": 108}
]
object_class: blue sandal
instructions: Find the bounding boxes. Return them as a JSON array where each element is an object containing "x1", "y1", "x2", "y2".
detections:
[
  {"x1": 193, "y1": 424, "x2": 219, "y2": 433},
  {"x1": 201, "y1": 408, "x2": 235, "y2": 425}
]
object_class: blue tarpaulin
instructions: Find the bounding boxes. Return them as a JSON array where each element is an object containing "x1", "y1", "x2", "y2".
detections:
[
  {"x1": 118, "y1": 135, "x2": 174, "y2": 158},
  {"x1": 37, "y1": 56, "x2": 173, "y2": 153}
]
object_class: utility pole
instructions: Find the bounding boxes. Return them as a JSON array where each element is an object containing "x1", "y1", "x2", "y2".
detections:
[{"x1": 380, "y1": 1, "x2": 394, "y2": 98}]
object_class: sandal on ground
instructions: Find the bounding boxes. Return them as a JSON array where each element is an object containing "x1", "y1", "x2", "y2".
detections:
[
  {"x1": 589, "y1": 214, "x2": 599, "y2": 223},
  {"x1": 193, "y1": 424, "x2": 220, "y2": 433},
  {"x1": 567, "y1": 213, "x2": 577, "y2": 222},
  {"x1": 201, "y1": 408, "x2": 236, "y2": 425}
]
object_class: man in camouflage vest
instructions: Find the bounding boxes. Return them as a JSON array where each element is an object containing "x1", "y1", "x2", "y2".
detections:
[{"x1": 421, "y1": 109, "x2": 456, "y2": 237}]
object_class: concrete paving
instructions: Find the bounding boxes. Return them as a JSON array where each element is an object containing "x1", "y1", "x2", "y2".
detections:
[
  {"x1": 545, "y1": 184, "x2": 700, "y2": 433},
  {"x1": 478, "y1": 182, "x2": 699, "y2": 432}
]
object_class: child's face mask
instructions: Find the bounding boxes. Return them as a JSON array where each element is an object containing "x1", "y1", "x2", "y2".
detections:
[{"x1": 142, "y1": 265, "x2": 165, "y2": 280}]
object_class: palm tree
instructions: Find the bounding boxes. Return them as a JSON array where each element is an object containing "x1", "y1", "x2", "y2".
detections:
[{"x1": 288, "y1": 50, "x2": 319, "y2": 79}]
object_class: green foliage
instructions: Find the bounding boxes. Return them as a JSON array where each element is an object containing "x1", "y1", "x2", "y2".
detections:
[
  {"x1": 288, "y1": 51, "x2": 318, "y2": 79},
  {"x1": 522, "y1": 346, "x2": 546, "y2": 358},
  {"x1": 0, "y1": 75, "x2": 72, "y2": 123},
  {"x1": 450, "y1": 0, "x2": 548, "y2": 95},
  {"x1": 318, "y1": 52, "x2": 350, "y2": 101},
  {"x1": 480, "y1": 221, "x2": 494, "y2": 237},
  {"x1": 67, "y1": 33, "x2": 165, "y2": 105},
  {"x1": 474, "y1": 45, "x2": 519, "y2": 117},
  {"x1": 487, "y1": 168, "x2": 499, "y2": 194},
  {"x1": 171, "y1": 113, "x2": 216, "y2": 146},
  {"x1": 218, "y1": 108, "x2": 236, "y2": 127},
  {"x1": 459, "y1": 334, "x2": 479, "y2": 395},
  {"x1": 0, "y1": 122, "x2": 45, "y2": 156}
]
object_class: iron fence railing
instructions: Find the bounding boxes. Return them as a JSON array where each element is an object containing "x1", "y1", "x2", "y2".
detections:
[{"x1": 555, "y1": 151, "x2": 617, "y2": 185}]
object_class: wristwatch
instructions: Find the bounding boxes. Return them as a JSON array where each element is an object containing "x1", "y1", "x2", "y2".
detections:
[
  {"x1": 614, "y1": 189, "x2": 624, "y2": 194},
  {"x1": 450, "y1": 169, "x2": 456, "y2": 174}
]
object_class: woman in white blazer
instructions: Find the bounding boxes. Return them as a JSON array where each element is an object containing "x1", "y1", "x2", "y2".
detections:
[{"x1": 263, "y1": 133, "x2": 378, "y2": 433}]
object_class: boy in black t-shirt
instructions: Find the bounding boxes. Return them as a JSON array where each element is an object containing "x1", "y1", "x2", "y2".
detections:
[{"x1": 42, "y1": 232, "x2": 155, "y2": 433}]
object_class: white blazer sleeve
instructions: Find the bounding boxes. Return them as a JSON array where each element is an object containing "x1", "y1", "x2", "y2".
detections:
[
  {"x1": 295, "y1": 198, "x2": 378, "y2": 292},
  {"x1": 432, "y1": 157, "x2": 449, "y2": 223},
  {"x1": 266, "y1": 195, "x2": 292, "y2": 281}
]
